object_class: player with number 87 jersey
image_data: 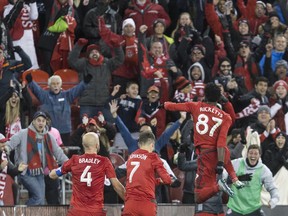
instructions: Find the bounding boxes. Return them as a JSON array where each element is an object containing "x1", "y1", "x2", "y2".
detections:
[
  {"x1": 164, "y1": 83, "x2": 242, "y2": 204},
  {"x1": 122, "y1": 131, "x2": 172, "y2": 216},
  {"x1": 49, "y1": 132, "x2": 125, "y2": 216}
]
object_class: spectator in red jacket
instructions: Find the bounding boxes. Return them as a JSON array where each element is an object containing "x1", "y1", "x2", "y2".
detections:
[{"x1": 124, "y1": 0, "x2": 171, "y2": 37}]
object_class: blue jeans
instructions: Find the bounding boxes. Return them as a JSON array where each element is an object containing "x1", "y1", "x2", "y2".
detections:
[
  {"x1": 80, "y1": 105, "x2": 115, "y2": 123},
  {"x1": 19, "y1": 173, "x2": 45, "y2": 205}
]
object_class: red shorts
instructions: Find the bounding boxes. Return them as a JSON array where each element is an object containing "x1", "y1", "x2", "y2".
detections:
[
  {"x1": 67, "y1": 207, "x2": 106, "y2": 216},
  {"x1": 122, "y1": 199, "x2": 157, "y2": 216}
]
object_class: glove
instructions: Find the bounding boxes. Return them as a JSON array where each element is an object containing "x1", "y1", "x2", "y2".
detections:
[
  {"x1": 77, "y1": 38, "x2": 88, "y2": 46},
  {"x1": 96, "y1": 111, "x2": 106, "y2": 127},
  {"x1": 170, "y1": 175, "x2": 181, "y2": 188},
  {"x1": 219, "y1": 95, "x2": 228, "y2": 104},
  {"x1": 26, "y1": 73, "x2": 33, "y2": 83},
  {"x1": 216, "y1": 161, "x2": 224, "y2": 175},
  {"x1": 240, "y1": 128, "x2": 247, "y2": 145},
  {"x1": 178, "y1": 144, "x2": 188, "y2": 153},
  {"x1": 84, "y1": 74, "x2": 93, "y2": 84},
  {"x1": 237, "y1": 173, "x2": 253, "y2": 181},
  {"x1": 233, "y1": 180, "x2": 245, "y2": 189},
  {"x1": 13, "y1": 46, "x2": 22, "y2": 53}
]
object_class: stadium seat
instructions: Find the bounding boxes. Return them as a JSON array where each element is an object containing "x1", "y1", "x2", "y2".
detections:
[
  {"x1": 54, "y1": 69, "x2": 79, "y2": 90},
  {"x1": 109, "y1": 153, "x2": 125, "y2": 168},
  {"x1": 22, "y1": 69, "x2": 49, "y2": 88},
  {"x1": 22, "y1": 69, "x2": 49, "y2": 106},
  {"x1": 169, "y1": 168, "x2": 185, "y2": 203}
]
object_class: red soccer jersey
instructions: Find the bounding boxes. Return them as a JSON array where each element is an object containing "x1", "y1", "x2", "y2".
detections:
[
  {"x1": 165, "y1": 101, "x2": 232, "y2": 148},
  {"x1": 125, "y1": 149, "x2": 171, "y2": 201},
  {"x1": 60, "y1": 154, "x2": 116, "y2": 212}
]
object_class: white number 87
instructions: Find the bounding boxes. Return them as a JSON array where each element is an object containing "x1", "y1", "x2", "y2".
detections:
[{"x1": 196, "y1": 114, "x2": 223, "y2": 136}]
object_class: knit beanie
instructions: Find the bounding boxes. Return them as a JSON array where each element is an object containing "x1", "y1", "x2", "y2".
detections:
[
  {"x1": 174, "y1": 76, "x2": 190, "y2": 91},
  {"x1": 273, "y1": 80, "x2": 288, "y2": 91}
]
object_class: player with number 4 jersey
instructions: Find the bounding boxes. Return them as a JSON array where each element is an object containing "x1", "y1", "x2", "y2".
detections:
[
  {"x1": 164, "y1": 83, "x2": 244, "y2": 204},
  {"x1": 49, "y1": 132, "x2": 125, "y2": 216},
  {"x1": 122, "y1": 131, "x2": 172, "y2": 216}
]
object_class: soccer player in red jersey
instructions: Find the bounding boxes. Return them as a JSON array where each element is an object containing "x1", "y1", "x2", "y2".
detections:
[
  {"x1": 49, "y1": 132, "x2": 125, "y2": 216},
  {"x1": 164, "y1": 82, "x2": 244, "y2": 204},
  {"x1": 122, "y1": 131, "x2": 172, "y2": 216}
]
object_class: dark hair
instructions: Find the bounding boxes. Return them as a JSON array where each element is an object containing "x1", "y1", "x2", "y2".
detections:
[
  {"x1": 254, "y1": 76, "x2": 268, "y2": 85},
  {"x1": 231, "y1": 128, "x2": 241, "y2": 139},
  {"x1": 126, "y1": 81, "x2": 139, "y2": 89},
  {"x1": 247, "y1": 144, "x2": 262, "y2": 154},
  {"x1": 204, "y1": 82, "x2": 221, "y2": 102},
  {"x1": 139, "y1": 131, "x2": 155, "y2": 146}
]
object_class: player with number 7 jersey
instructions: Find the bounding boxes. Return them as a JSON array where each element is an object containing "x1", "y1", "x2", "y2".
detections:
[
  {"x1": 49, "y1": 132, "x2": 125, "y2": 216},
  {"x1": 164, "y1": 83, "x2": 243, "y2": 204},
  {"x1": 122, "y1": 131, "x2": 172, "y2": 216}
]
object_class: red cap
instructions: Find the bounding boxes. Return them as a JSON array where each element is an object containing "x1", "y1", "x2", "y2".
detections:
[
  {"x1": 87, "y1": 44, "x2": 100, "y2": 53},
  {"x1": 88, "y1": 118, "x2": 97, "y2": 126},
  {"x1": 174, "y1": 76, "x2": 190, "y2": 91},
  {"x1": 273, "y1": 80, "x2": 288, "y2": 91},
  {"x1": 147, "y1": 85, "x2": 160, "y2": 93}
]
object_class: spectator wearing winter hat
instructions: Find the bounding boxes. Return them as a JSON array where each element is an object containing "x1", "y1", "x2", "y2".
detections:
[
  {"x1": 68, "y1": 36, "x2": 124, "y2": 122},
  {"x1": 236, "y1": 0, "x2": 268, "y2": 35},
  {"x1": 0, "y1": 80, "x2": 32, "y2": 140},
  {"x1": 248, "y1": 104, "x2": 281, "y2": 156},
  {"x1": 264, "y1": 58, "x2": 288, "y2": 86},
  {"x1": 270, "y1": 80, "x2": 288, "y2": 134},
  {"x1": 173, "y1": 75, "x2": 194, "y2": 103},
  {"x1": 144, "y1": 19, "x2": 174, "y2": 57},
  {"x1": 124, "y1": 0, "x2": 171, "y2": 37},
  {"x1": 3, "y1": 110, "x2": 68, "y2": 205},
  {"x1": 98, "y1": 16, "x2": 140, "y2": 97}
]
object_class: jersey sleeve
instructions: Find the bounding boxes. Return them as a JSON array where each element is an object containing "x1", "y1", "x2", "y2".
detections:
[
  {"x1": 151, "y1": 153, "x2": 172, "y2": 185},
  {"x1": 164, "y1": 102, "x2": 195, "y2": 113},
  {"x1": 217, "y1": 114, "x2": 232, "y2": 148},
  {"x1": 61, "y1": 156, "x2": 75, "y2": 174},
  {"x1": 105, "y1": 158, "x2": 117, "y2": 179}
]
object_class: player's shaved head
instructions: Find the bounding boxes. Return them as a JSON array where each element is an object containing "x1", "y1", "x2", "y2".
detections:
[{"x1": 82, "y1": 132, "x2": 100, "y2": 152}]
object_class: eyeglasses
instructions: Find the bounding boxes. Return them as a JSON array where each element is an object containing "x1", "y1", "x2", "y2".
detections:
[
  {"x1": 192, "y1": 51, "x2": 202, "y2": 55},
  {"x1": 240, "y1": 45, "x2": 249, "y2": 48},
  {"x1": 220, "y1": 64, "x2": 231, "y2": 68}
]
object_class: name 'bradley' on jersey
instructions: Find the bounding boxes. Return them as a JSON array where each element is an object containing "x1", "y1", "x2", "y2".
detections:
[
  {"x1": 200, "y1": 106, "x2": 223, "y2": 118},
  {"x1": 79, "y1": 158, "x2": 101, "y2": 164}
]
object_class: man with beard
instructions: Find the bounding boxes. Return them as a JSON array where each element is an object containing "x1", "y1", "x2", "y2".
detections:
[{"x1": 1, "y1": 111, "x2": 68, "y2": 205}]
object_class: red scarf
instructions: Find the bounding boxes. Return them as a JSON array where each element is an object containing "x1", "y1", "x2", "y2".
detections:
[
  {"x1": 0, "y1": 151, "x2": 8, "y2": 201},
  {"x1": 124, "y1": 36, "x2": 138, "y2": 65},
  {"x1": 88, "y1": 55, "x2": 104, "y2": 66},
  {"x1": 27, "y1": 129, "x2": 58, "y2": 176}
]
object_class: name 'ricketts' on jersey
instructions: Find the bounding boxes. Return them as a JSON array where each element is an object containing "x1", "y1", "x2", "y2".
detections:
[{"x1": 200, "y1": 106, "x2": 223, "y2": 118}]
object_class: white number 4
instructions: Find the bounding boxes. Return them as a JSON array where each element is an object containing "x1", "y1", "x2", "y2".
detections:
[
  {"x1": 80, "y1": 166, "x2": 92, "y2": 187},
  {"x1": 129, "y1": 161, "x2": 140, "y2": 183}
]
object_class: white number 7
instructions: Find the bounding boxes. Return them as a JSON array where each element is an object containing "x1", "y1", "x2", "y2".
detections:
[
  {"x1": 80, "y1": 166, "x2": 92, "y2": 187},
  {"x1": 129, "y1": 161, "x2": 140, "y2": 183}
]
